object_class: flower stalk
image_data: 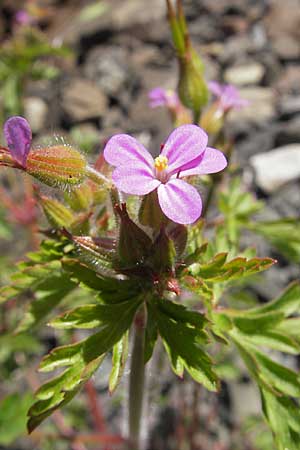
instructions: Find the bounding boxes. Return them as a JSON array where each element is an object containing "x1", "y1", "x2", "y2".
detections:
[{"x1": 128, "y1": 305, "x2": 147, "y2": 450}]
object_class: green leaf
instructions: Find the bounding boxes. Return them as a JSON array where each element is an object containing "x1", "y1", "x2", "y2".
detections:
[
  {"x1": 17, "y1": 267, "x2": 77, "y2": 333},
  {"x1": 28, "y1": 356, "x2": 103, "y2": 433},
  {"x1": 28, "y1": 296, "x2": 142, "y2": 431},
  {"x1": 219, "y1": 177, "x2": 263, "y2": 220},
  {"x1": 261, "y1": 389, "x2": 300, "y2": 450},
  {"x1": 62, "y1": 258, "x2": 141, "y2": 304},
  {"x1": 78, "y1": 1, "x2": 108, "y2": 22},
  {"x1": 156, "y1": 297, "x2": 208, "y2": 329},
  {"x1": 254, "y1": 349, "x2": 300, "y2": 398},
  {"x1": 238, "y1": 330, "x2": 300, "y2": 354},
  {"x1": 50, "y1": 300, "x2": 140, "y2": 329},
  {"x1": 231, "y1": 311, "x2": 284, "y2": 334},
  {"x1": 246, "y1": 282, "x2": 300, "y2": 317},
  {"x1": 0, "y1": 333, "x2": 41, "y2": 363},
  {"x1": 189, "y1": 253, "x2": 274, "y2": 282},
  {"x1": 189, "y1": 252, "x2": 227, "y2": 278},
  {"x1": 109, "y1": 332, "x2": 129, "y2": 394},
  {"x1": 0, "y1": 393, "x2": 33, "y2": 445},
  {"x1": 249, "y1": 218, "x2": 300, "y2": 263},
  {"x1": 277, "y1": 318, "x2": 300, "y2": 337},
  {"x1": 150, "y1": 298, "x2": 219, "y2": 391},
  {"x1": 232, "y1": 332, "x2": 300, "y2": 397},
  {"x1": 0, "y1": 239, "x2": 71, "y2": 305}
]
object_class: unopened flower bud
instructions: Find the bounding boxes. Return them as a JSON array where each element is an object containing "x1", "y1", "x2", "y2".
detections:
[
  {"x1": 40, "y1": 195, "x2": 75, "y2": 229},
  {"x1": 200, "y1": 103, "x2": 224, "y2": 135},
  {"x1": 64, "y1": 184, "x2": 94, "y2": 212},
  {"x1": 166, "y1": 1, "x2": 208, "y2": 121},
  {"x1": 178, "y1": 53, "x2": 209, "y2": 122}
]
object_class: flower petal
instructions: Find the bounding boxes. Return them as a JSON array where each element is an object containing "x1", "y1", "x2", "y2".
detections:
[
  {"x1": 103, "y1": 134, "x2": 154, "y2": 169},
  {"x1": 112, "y1": 165, "x2": 160, "y2": 195},
  {"x1": 161, "y1": 124, "x2": 208, "y2": 174},
  {"x1": 157, "y1": 179, "x2": 202, "y2": 224},
  {"x1": 208, "y1": 81, "x2": 223, "y2": 97},
  {"x1": 4, "y1": 116, "x2": 32, "y2": 167},
  {"x1": 148, "y1": 87, "x2": 166, "y2": 108},
  {"x1": 180, "y1": 147, "x2": 227, "y2": 177}
]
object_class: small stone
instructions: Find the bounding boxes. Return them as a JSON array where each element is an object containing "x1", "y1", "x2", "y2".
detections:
[
  {"x1": 276, "y1": 66, "x2": 300, "y2": 95},
  {"x1": 279, "y1": 96, "x2": 300, "y2": 117},
  {"x1": 84, "y1": 46, "x2": 134, "y2": 98},
  {"x1": 250, "y1": 144, "x2": 300, "y2": 193},
  {"x1": 112, "y1": 0, "x2": 165, "y2": 29},
  {"x1": 24, "y1": 97, "x2": 48, "y2": 133},
  {"x1": 230, "y1": 382, "x2": 261, "y2": 423},
  {"x1": 62, "y1": 78, "x2": 107, "y2": 122},
  {"x1": 272, "y1": 36, "x2": 300, "y2": 60},
  {"x1": 277, "y1": 115, "x2": 300, "y2": 145},
  {"x1": 224, "y1": 62, "x2": 265, "y2": 86},
  {"x1": 229, "y1": 87, "x2": 275, "y2": 123}
]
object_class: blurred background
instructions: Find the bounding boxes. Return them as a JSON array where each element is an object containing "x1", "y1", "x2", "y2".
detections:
[{"x1": 0, "y1": 1, "x2": 299, "y2": 449}]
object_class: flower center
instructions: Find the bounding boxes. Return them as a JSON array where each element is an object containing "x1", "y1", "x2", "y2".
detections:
[{"x1": 154, "y1": 155, "x2": 168, "y2": 172}]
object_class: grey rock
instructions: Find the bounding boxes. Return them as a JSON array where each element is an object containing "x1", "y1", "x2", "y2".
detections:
[
  {"x1": 234, "y1": 125, "x2": 277, "y2": 163},
  {"x1": 229, "y1": 381, "x2": 260, "y2": 423},
  {"x1": 224, "y1": 62, "x2": 265, "y2": 86},
  {"x1": 272, "y1": 35, "x2": 300, "y2": 61},
  {"x1": 218, "y1": 36, "x2": 260, "y2": 65},
  {"x1": 24, "y1": 97, "x2": 48, "y2": 133},
  {"x1": 111, "y1": 0, "x2": 165, "y2": 30},
  {"x1": 84, "y1": 46, "x2": 134, "y2": 98},
  {"x1": 269, "y1": 181, "x2": 300, "y2": 217},
  {"x1": 279, "y1": 96, "x2": 300, "y2": 117},
  {"x1": 276, "y1": 66, "x2": 300, "y2": 95},
  {"x1": 229, "y1": 87, "x2": 275, "y2": 124},
  {"x1": 250, "y1": 144, "x2": 300, "y2": 193},
  {"x1": 264, "y1": 0, "x2": 300, "y2": 36},
  {"x1": 48, "y1": 0, "x2": 166, "y2": 45},
  {"x1": 62, "y1": 78, "x2": 107, "y2": 122},
  {"x1": 277, "y1": 115, "x2": 300, "y2": 145}
]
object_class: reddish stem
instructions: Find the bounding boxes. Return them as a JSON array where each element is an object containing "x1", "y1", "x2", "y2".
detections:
[{"x1": 85, "y1": 380, "x2": 107, "y2": 433}]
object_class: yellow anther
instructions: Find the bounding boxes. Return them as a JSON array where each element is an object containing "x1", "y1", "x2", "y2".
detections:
[{"x1": 154, "y1": 155, "x2": 168, "y2": 172}]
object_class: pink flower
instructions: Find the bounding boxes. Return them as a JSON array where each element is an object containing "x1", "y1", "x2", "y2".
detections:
[
  {"x1": 103, "y1": 125, "x2": 227, "y2": 224},
  {"x1": 208, "y1": 81, "x2": 249, "y2": 112},
  {"x1": 15, "y1": 10, "x2": 33, "y2": 26},
  {"x1": 3, "y1": 116, "x2": 32, "y2": 168},
  {"x1": 148, "y1": 88, "x2": 180, "y2": 109}
]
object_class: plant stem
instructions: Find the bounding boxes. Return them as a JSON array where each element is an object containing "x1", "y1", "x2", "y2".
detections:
[
  {"x1": 128, "y1": 306, "x2": 146, "y2": 450},
  {"x1": 86, "y1": 165, "x2": 111, "y2": 187}
]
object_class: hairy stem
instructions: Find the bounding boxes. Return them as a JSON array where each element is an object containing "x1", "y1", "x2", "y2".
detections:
[
  {"x1": 128, "y1": 306, "x2": 146, "y2": 450},
  {"x1": 86, "y1": 165, "x2": 111, "y2": 186}
]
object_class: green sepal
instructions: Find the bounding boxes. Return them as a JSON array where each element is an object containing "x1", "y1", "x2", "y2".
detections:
[
  {"x1": 149, "y1": 228, "x2": 176, "y2": 273},
  {"x1": 138, "y1": 190, "x2": 168, "y2": 229},
  {"x1": 116, "y1": 204, "x2": 152, "y2": 269},
  {"x1": 40, "y1": 195, "x2": 76, "y2": 229},
  {"x1": 63, "y1": 233, "x2": 116, "y2": 276}
]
